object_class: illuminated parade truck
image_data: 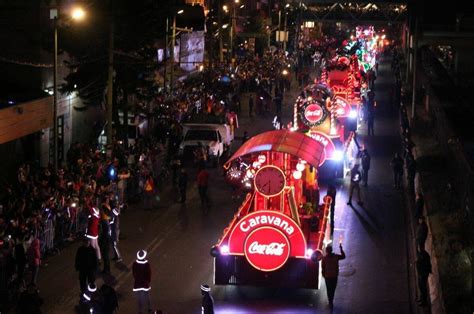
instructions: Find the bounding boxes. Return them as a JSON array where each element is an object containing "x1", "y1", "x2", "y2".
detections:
[
  {"x1": 211, "y1": 130, "x2": 332, "y2": 288},
  {"x1": 292, "y1": 80, "x2": 359, "y2": 179}
]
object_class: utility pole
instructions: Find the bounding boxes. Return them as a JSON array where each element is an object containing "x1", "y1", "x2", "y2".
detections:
[
  {"x1": 170, "y1": 14, "x2": 177, "y2": 93},
  {"x1": 52, "y1": 13, "x2": 58, "y2": 170},
  {"x1": 283, "y1": 11, "x2": 287, "y2": 51},
  {"x1": 164, "y1": 17, "x2": 168, "y2": 92},
  {"x1": 106, "y1": 21, "x2": 114, "y2": 146},
  {"x1": 411, "y1": 18, "x2": 418, "y2": 120},
  {"x1": 230, "y1": 3, "x2": 235, "y2": 63},
  {"x1": 218, "y1": 1, "x2": 224, "y2": 63}
]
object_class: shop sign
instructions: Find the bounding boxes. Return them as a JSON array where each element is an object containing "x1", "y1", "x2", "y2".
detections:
[{"x1": 244, "y1": 227, "x2": 290, "y2": 271}]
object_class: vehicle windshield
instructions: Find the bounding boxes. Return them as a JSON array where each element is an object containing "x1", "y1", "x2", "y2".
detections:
[{"x1": 185, "y1": 130, "x2": 217, "y2": 141}]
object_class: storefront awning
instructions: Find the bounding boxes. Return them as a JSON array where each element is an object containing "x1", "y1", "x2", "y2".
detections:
[{"x1": 225, "y1": 130, "x2": 325, "y2": 168}]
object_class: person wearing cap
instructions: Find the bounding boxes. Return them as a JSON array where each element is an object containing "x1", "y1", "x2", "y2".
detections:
[
  {"x1": 133, "y1": 250, "x2": 152, "y2": 314},
  {"x1": 82, "y1": 282, "x2": 101, "y2": 311},
  {"x1": 322, "y1": 244, "x2": 346, "y2": 310},
  {"x1": 85, "y1": 204, "x2": 101, "y2": 262},
  {"x1": 200, "y1": 284, "x2": 214, "y2": 314}
]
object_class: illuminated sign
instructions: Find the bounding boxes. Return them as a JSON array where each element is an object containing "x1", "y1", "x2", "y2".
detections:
[
  {"x1": 308, "y1": 131, "x2": 336, "y2": 165},
  {"x1": 300, "y1": 102, "x2": 328, "y2": 127},
  {"x1": 244, "y1": 227, "x2": 290, "y2": 271},
  {"x1": 228, "y1": 210, "x2": 306, "y2": 271}
]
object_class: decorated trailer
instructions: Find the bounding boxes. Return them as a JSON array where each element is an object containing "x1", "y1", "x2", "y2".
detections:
[
  {"x1": 293, "y1": 82, "x2": 358, "y2": 179},
  {"x1": 212, "y1": 130, "x2": 332, "y2": 289}
]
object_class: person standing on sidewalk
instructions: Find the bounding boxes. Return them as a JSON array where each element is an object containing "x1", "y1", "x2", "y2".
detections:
[
  {"x1": 367, "y1": 109, "x2": 375, "y2": 136},
  {"x1": 75, "y1": 238, "x2": 97, "y2": 298},
  {"x1": 416, "y1": 216, "x2": 428, "y2": 249},
  {"x1": 133, "y1": 250, "x2": 152, "y2": 314},
  {"x1": 178, "y1": 168, "x2": 188, "y2": 204},
  {"x1": 390, "y1": 153, "x2": 404, "y2": 189},
  {"x1": 347, "y1": 164, "x2": 363, "y2": 206},
  {"x1": 359, "y1": 146, "x2": 371, "y2": 187},
  {"x1": 322, "y1": 244, "x2": 346, "y2": 310},
  {"x1": 416, "y1": 245, "x2": 432, "y2": 307}
]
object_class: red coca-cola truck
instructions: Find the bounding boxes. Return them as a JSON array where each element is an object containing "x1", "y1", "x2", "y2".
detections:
[{"x1": 211, "y1": 130, "x2": 332, "y2": 289}]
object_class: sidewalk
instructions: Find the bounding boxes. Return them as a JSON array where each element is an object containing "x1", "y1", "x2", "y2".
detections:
[{"x1": 402, "y1": 54, "x2": 472, "y2": 314}]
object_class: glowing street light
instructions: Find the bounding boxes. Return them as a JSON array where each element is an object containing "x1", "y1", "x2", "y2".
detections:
[{"x1": 71, "y1": 7, "x2": 86, "y2": 20}]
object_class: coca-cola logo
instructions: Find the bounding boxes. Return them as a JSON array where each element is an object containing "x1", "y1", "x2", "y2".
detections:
[
  {"x1": 304, "y1": 104, "x2": 323, "y2": 123},
  {"x1": 248, "y1": 242, "x2": 286, "y2": 256},
  {"x1": 244, "y1": 226, "x2": 290, "y2": 272}
]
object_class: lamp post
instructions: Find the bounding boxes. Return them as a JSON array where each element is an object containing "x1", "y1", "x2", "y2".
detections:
[
  {"x1": 230, "y1": 0, "x2": 240, "y2": 63},
  {"x1": 50, "y1": 5, "x2": 85, "y2": 170},
  {"x1": 170, "y1": 9, "x2": 184, "y2": 93}
]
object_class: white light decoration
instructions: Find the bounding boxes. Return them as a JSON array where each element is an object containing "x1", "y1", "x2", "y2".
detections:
[
  {"x1": 293, "y1": 170, "x2": 302, "y2": 180},
  {"x1": 332, "y1": 150, "x2": 344, "y2": 161},
  {"x1": 258, "y1": 154, "x2": 266, "y2": 164},
  {"x1": 306, "y1": 248, "x2": 314, "y2": 259},
  {"x1": 246, "y1": 169, "x2": 255, "y2": 178},
  {"x1": 220, "y1": 245, "x2": 229, "y2": 254},
  {"x1": 252, "y1": 161, "x2": 260, "y2": 168},
  {"x1": 349, "y1": 109, "x2": 358, "y2": 119},
  {"x1": 296, "y1": 162, "x2": 305, "y2": 172}
]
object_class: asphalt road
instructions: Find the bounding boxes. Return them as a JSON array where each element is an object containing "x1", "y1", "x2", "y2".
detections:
[{"x1": 38, "y1": 57, "x2": 414, "y2": 314}]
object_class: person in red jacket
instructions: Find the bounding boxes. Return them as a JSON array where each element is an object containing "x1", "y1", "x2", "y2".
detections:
[
  {"x1": 322, "y1": 244, "x2": 346, "y2": 310},
  {"x1": 85, "y1": 205, "x2": 101, "y2": 261},
  {"x1": 133, "y1": 250, "x2": 152, "y2": 314}
]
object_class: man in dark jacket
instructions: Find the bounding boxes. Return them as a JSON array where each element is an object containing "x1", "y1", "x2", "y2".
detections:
[
  {"x1": 322, "y1": 244, "x2": 346, "y2": 309},
  {"x1": 75, "y1": 238, "x2": 98, "y2": 296},
  {"x1": 359, "y1": 146, "x2": 371, "y2": 186},
  {"x1": 390, "y1": 153, "x2": 404, "y2": 188},
  {"x1": 347, "y1": 164, "x2": 363, "y2": 206},
  {"x1": 416, "y1": 246, "x2": 432, "y2": 306},
  {"x1": 201, "y1": 284, "x2": 214, "y2": 314}
]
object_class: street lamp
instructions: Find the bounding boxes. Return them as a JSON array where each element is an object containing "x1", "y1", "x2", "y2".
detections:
[
  {"x1": 50, "y1": 5, "x2": 86, "y2": 170},
  {"x1": 169, "y1": 9, "x2": 184, "y2": 93}
]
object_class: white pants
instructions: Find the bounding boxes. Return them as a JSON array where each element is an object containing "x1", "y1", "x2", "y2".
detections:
[{"x1": 89, "y1": 237, "x2": 101, "y2": 260}]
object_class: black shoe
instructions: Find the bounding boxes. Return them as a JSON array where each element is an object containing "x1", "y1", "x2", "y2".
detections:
[{"x1": 347, "y1": 201, "x2": 352, "y2": 205}]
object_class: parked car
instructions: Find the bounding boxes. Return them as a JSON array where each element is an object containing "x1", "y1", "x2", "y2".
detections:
[{"x1": 179, "y1": 124, "x2": 233, "y2": 167}]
